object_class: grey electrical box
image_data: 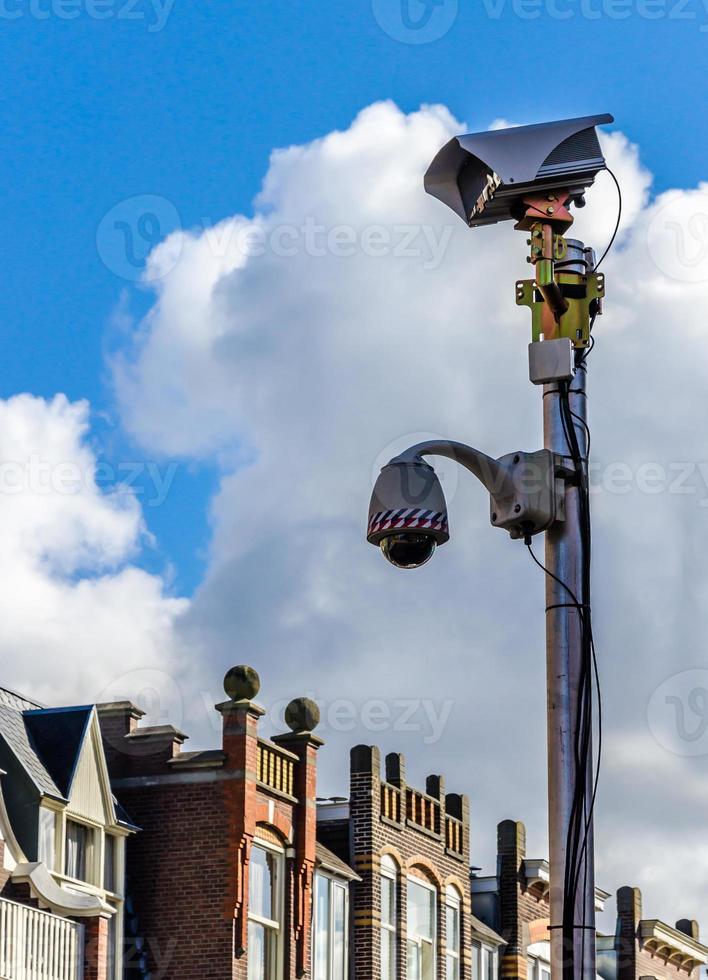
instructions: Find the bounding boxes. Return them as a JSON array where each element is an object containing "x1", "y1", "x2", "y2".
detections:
[{"x1": 528, "y1": 338, "x2": 575, "y2": 386}]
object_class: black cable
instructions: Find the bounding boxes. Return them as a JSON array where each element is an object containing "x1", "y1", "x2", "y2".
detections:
[{"x1": 594, "y1": 167, "x2": 622, "y2": 272}]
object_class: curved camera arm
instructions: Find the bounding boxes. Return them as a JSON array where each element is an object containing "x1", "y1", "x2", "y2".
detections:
[{"x1": 391, "y1": 440, "x2": 514, "y2": 496}]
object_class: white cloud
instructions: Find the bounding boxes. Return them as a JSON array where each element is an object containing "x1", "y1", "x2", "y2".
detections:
[
  {"x1": 112, "y1": 101, "x2": 708, "y2": 931},
  {"x1": 0, "y1": 393, "x2": 187, "y2": 709}
]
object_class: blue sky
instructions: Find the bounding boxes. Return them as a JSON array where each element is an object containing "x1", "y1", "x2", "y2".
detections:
[{"x1": 2, "y1": 0, "x2": 707, "y2": 591}]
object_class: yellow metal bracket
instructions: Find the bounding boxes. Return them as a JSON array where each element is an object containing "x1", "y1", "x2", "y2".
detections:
[{"x1": 515, "y1": 269, "x2": 605, "y2": 349}]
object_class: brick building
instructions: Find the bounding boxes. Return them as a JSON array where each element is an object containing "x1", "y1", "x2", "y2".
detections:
[
  {"x1": 597, "y1": 886, "x2": 707, "y2": 980},
  {"x1": 0, "y1": 668, "x2": 705, "y2": 980},
  {"x1": 98, "y1": 666, "x2": 349, "y2": 980},
  {"x1": 317, "y1": 745, "x2": 504, "y2": 980},
  {"x1": 0, "y1": 685, "x2": 137, "y2": 980},
  {"x1": 471, "y1": 820, "x2": 707, "y2": 980}
]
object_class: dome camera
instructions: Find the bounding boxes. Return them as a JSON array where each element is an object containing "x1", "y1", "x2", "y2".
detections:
[{"x1": 367, "y1": 459, "x2": 449, "y2": 570}]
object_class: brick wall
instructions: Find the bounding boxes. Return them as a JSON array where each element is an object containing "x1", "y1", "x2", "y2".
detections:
[
  {"x1": 616, "y1": 886, "x2": 705, "y2": 980},
  {"x1": 494, "y1": 820, "x2": 550, "y2": 980},
  {"x1": 100, "y1": 684, "x2": 320, "y2": 980},
  {"x1": 322, "y1": 744, "x2": 471, "y2": 980}
]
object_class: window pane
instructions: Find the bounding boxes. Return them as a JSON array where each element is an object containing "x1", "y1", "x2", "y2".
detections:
[
  {"x1": 447, "y1": 953, "x2": 460, "y2": 980},
  {"x1": 407, "y1": 880, "x2": 435, "y2": 941},
  {"x1": 249, "y1": 846, "x2": 275, "y2": 921},
  {"x1": 65, "y1": 821, "x2": 90, "y2": 882},
  {"x1": 248, "y1": 921, "x2": 266, "y2": 980},
  {"x1": 381, "y1": 876, "x2": 395, "y2": 927},
  {"x1": 332, "y1": 885, "x2": 346, "y2": 980},
  {"x1": 381, "y1": 929, "x2": 395, "y2": 980},
  {"x1": 38, "y1": 809, "x2": 55, "y2": 870},
  {"x1": 314, "y1": 874, "x2": 330, "y2": 980},
  {"x1": 104, "y1": 835, "x2": 116, "y2": 893},
  {"x1": 446, "y1": 904, "x2": 459, "y2": 951},
  {"x1": 472, "y1": 943, "x2": 480, "y2": 980},
  {"x1": 421, "y1": 939, "x2": 434, "y2": 980},
  {"x1": 408, "y1": 940, "x2": 421, "y2": 980}
]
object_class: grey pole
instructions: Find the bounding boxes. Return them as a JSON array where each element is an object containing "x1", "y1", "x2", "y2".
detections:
[{"x1": 542, "y1": 240, "x2": 596, "y2": 980}]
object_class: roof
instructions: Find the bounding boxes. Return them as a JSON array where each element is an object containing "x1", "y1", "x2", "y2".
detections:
[
  {"x1": 24, "y1": 707, "x2": 92, "y2": 797},
  {"x1": 470, "y1": 913, "x2": 506, "y2": 947},
  {"x1": 315, "y1": 842, "x2": 361, "y2": 882},
  {"x1": 0, "y1": 702, "x2": 64, "y2": 798}
]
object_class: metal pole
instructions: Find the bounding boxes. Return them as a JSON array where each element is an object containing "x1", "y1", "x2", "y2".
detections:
[{"x1": 543, "y1": 240, "x2": 596, "y2": 980}]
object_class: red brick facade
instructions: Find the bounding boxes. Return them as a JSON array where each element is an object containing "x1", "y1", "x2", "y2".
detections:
[{"x1": 99, "y1": 678, "x2": 321, "y2": 980}]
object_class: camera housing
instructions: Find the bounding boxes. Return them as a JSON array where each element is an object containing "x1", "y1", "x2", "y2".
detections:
[
  {"x1": 367, "y1": 460, "x2": 449, "y2": 570},
  {"x1": 424, "y1": 113, "x2": 613, "y2": 228}
]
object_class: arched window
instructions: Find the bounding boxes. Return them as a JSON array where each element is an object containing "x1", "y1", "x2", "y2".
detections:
[
  {"x1": 248, "y1": 841, "x2": 284, "y2": 980},
  {"x1": 380, "y1": 855, "x2": 398, "y2": 980},
  {"x1": 407, "y1": 875, "x2": 437, "y2": 980},
  {"x1": 445, "y1": 885, "x2": 462, "y2": 980}
]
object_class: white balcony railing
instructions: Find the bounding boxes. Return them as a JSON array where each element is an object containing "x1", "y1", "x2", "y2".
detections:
[{"x1": 0, "y1": 897, "x2": 83, "y2": 980}]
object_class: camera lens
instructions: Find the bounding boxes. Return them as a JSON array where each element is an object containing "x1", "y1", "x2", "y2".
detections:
[{"x1": 380, "y1": 533, "x2": 436, "y2": 570}]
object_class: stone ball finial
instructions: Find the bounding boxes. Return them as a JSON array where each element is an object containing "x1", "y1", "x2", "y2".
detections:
[
  {"x1": 284, "y1": 697, "x2": 320, "y2": 733},
  {"x1": 224, "y1": 665, "x2": 261, "y2": 701}
]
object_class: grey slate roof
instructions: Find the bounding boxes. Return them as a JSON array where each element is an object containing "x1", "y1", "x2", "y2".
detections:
[{"x1": 0, "y1": 702, "x2": 64, "y2": 799}]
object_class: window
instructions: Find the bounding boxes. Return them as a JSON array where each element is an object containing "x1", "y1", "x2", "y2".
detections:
[
  {"x1": 528, "y1": 958, "x2": 550, "y2": 980},
  {"x1": 38, "y1": 808, "x2": 56, "y2": 870},
  {"x1": 481, "y1": 944, "x2": 497, "y2": 980},
  {"x1": 407, "y1": 878, "x2": 436, "y2": 980},
  {"x1": 380, "y1": 856, "x2": 397, "y2": 980},
  {"x1": 248, "y1": 843, "x2": 283, "y2": 980},
  {"x1": 313, "y1": 873, "x2": 348, "y2": 980},
  {"x1": 65, "y1": 820, "x2": 93, "y2": 882},
  {"x1": 104, "y1": 834, "x2": 116, "y2": 893},
  {"x1": 472, "y1": 941, "x2": 498, "y2": 980},
  {"x1": 445, "y1": 887, "x2": 461, "y2": 980}
]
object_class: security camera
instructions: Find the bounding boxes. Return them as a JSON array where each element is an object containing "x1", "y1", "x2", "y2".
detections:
[
  {"x1": 424, "y1": 113, "x2": 613, "y2": 227},
  {"x1": 367, "y1": 459, "x2": 449, "y2": 569},
  {"x1": 367, "y1": 442, "x2": 562, "y2": 568}
]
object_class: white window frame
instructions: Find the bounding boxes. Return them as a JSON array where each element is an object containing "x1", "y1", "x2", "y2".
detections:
[
  {"x1": 480, "y1": 943, "x2": 498, "y2": 980},
  {"x1": 406, "y1": 875, "x2": 437, "y2": 980},
  {"x1": 248, "y1": 840, "x2": 285, "y2": 980},
  {"x1": 445, "y1": 886, "x2": 462, "y2": 980},
  {"x1": 528, "y1": 956, "x2": 551, "y2": 980},
  {"x1": 313, "y1": 870, "x2": 349, "y2": 980},
  {"x1": 380, "y1": 855, "x2": 398, "y2": 980}
]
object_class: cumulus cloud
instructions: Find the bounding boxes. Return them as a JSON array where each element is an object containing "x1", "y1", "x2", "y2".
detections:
[
  {"x1": 112, "y1": 101, "x2": 708, "y2": 931},
  {"x1": 0, "y1": 393, "x2": 187, "y2": 709}
]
